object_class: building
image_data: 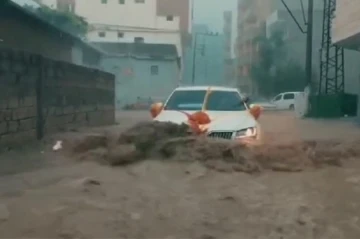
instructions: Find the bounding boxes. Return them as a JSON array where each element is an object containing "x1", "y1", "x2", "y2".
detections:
[
  {"x1": 236, "y1": 0, "x2": 273, "y2": 95},
  {"x1": 156, "y1": 0, "x2": 192, "y2": 46},
  {"x1": 182, "y1": 24, "x2": 225, "y2": 86},
  {"x1": 333, "y1": 0, "x2": 360, "y2": 48},
  {"x1": 333, "y1": 0, "x2": 360, "y2": 105},
  {"x1": 0, "y1": 0, "x2": 104, "y2": 69},
  {"x1": 39, "y1": 0, "x2": 183, "y2": 59},
  {"x1": 96, "y1": 42, "x2": 180, "y2": 109},
  {"x1": 223, "y1": 11, "x2": 235, "y2": 86}
]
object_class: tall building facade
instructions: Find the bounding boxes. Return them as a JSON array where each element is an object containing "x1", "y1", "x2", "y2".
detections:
[
  {"x1": 223, "y1": 11, "x2": 234, "y2": 85},
  {"x1": 236, "y1": 0, "x2": 273, "y2": 95},
  {"x1": 182, "y1": 24, "x2": 225, "y2": 86}
]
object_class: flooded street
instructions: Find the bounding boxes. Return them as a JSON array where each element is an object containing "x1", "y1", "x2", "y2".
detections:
[{"x1": 0, "y1": 111, "x2": 360, "y2": 239}]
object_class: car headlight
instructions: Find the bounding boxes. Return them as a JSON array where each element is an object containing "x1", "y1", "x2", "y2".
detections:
[{"x1": 235, "y1": 127, "x2": 257, "y2": 138}]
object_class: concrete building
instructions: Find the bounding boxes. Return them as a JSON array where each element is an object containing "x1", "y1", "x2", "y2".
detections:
[
  {"x1": 38, "y1": 0, "x2": 183, "y2": 59},
  {"x1": 1, "y1": 0, "x2": 104, "y2": 69},
  {"x1": 333, "y1": 0, "x2": 360, "y2": 48},
  {"x1": 333, "y1": 0, "x2": 360, "y2": 101},
  {"x1": 182, "y1": 24, "x2": 225, "y2": 86},
  {"x1": 156, "y1": 0, "x2": 192, "y2": 46},
  {"x1": 223, "y1": 11, "x2": 235, "y2": 86},
  {"x1": 95, "y1": 42, "x2": 180, "y2": 109}
]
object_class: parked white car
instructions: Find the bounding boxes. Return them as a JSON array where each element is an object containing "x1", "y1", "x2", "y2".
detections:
[
  {"x1": 150, "y1": 86, "x2": 261, "y2": 141},
  {"x1": 271, "y1": 91, "x2": 303, "y2": 110}
]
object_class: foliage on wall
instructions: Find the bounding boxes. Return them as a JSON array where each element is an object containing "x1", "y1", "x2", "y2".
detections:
[
  {"x1": 250, "y1": 30, "x2": 306, "y2": 97},
  {"x1": 24, "y1": 4, "x2": 88, "y2": 38}
]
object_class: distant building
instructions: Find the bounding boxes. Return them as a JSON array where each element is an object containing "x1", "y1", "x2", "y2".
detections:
[
  {"x1": 236, "y1": 0, "x2": 273, "y2": 95},
  {"x1": 0, "y1": 0, "x2": 104, "y2": 69},
  {"x1": 182, "y1": 24, "x2": 225, "y2": 86},
  {"x1": 95, "y1": 42, "x2": 180, "y2": 109},
  {"x1": 223, "y1": 11, "x2": 235, "y2": 86}
]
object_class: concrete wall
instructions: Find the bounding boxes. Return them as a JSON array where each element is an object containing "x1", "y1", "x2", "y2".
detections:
[
  {"x1": 0, "y1": 48, "x2": 115, "y2": 146},
  {"x1": 333, "y1": 0, "x2": 360, "y2": 45},
  {"x1": 102, "y1": 56, "x2": 178, "y2": 108}
]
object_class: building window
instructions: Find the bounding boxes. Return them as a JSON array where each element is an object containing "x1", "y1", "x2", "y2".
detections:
[
  {"x1": 151, "y1": 65, "x2": 159, "y2": 75},
  {"x1": 134, "y1": 37, "x2": 144, "y2": 43},
  {"x1": 118, "y1": 32, "x2": 124, "y2": 38},
  {"x1": 134, "y1": 0, "x2": 144, "y2": 3},
  {"x1": 98, "y1": 32, "x2": 106, "y2": 37},
  {"x1": 101, "y1": 0, "x2": 107, "y2": 3},
  {"x1": 166, "y1": 15, "x2": 174, "y2": 21},
  {"x1": 119, "y1": 0, "x2": 125, "y2": 3}
]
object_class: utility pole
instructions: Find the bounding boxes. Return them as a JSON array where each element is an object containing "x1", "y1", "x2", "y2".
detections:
[{"x1": 305, "y1": 0, "x2": 314, "y2": 91}]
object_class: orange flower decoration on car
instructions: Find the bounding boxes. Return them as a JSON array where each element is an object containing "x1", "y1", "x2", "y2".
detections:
[{"x1": 179, "y1": 111, "x2": 211, "y2": 135}]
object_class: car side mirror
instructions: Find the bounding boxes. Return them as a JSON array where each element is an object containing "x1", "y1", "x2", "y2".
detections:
[
  {"x1": 249, "y1": 104, "x2": 262, "y2": 120},
  {"x1": 150, "y1": 102, "x2": 163, "y2": 118}
]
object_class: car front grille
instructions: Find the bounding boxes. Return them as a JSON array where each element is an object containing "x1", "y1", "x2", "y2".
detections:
[{"x1": 208, "y1": 131, "x2": 233, "y2": 140}]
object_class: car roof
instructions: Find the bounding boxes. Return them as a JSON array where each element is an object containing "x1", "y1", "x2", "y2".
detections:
[
  {"x1": 280, "y1": 91, "x2": 303, "y2": 94},
  {"x1": 174, "y1": 85, "x2": 239, "y2": 92}
]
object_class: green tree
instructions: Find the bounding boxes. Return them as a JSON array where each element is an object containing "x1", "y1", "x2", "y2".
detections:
[
  {"x1": 24, "y1": 4, "x2": 88, "y2": 38},
  {"x1": 250, "y1": 30, "x2": 306, "y2": 97}
]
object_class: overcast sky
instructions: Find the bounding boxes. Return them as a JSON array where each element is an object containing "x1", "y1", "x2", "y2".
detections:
[{"x1": 193, "y1": 0, "x2": 237, "y2": 31}]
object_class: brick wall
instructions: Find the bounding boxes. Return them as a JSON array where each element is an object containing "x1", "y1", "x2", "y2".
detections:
[{"x1": 0, "y1": 48, "x2": 115, "y2": 146}]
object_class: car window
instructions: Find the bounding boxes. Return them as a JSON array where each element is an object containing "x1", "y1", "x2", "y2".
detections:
[
  {"x1": 274, "y1": 94, "x2": 282, "y2": 101},
  {"x1": 283, "y1": 93, "x2": 295, "y2": 100},
  {"x1": 164, "y1": 90, "x2": 246, "y2": 111}
]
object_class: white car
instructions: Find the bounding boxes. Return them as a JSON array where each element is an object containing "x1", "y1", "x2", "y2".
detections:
[
  {"x1": 151, "y1": 86, "x2": 261, "y2": 141},
  {"x1": 271, "y1": 91, "x2": 303, "y2": 110}
]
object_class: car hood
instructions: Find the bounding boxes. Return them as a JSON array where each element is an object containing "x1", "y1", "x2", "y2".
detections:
[{"x1": 154, "y1": 110, "x2": 257, "y2": 131}]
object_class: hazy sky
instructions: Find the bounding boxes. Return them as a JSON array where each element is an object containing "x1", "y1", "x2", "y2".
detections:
[{"x1": 193, "y1": 0, "x2": 237, "y2": 31}]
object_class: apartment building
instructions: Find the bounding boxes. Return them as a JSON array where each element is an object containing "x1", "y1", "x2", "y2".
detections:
[
  {"x1": 223, "y1": 11, "x2": 234, "y2": 85},
  {"x1": 38, "y1": 0, "x2": 183, "y2": 57},
  {"x1": 236, "y1": 0, "x2": 273, "y2": 95},
  {"x1": 156, "y1": 0, "x2": 192, "y2": 46}
]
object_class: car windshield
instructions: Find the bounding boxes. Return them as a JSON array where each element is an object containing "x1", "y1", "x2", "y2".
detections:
[{"x1": 164, "y1": 90, "x2": 247, "y2": 111}]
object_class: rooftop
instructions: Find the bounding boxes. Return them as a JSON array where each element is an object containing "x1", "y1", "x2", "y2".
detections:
[
  {"x1": 93, "y1": 42, "x2": 179, "y2": 59},
  {"x1": 2, "y1": 0, "x2": 105, "y2": 56}
]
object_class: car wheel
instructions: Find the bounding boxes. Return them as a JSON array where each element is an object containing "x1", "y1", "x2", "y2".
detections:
[{"x1": 289, "y1": 104, "x2": 294, "y2": 110}]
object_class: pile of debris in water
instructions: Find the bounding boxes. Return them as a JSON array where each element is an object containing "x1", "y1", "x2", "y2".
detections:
[{"x1": 60, "y1": 121, "x2": 360, "y2": 173}]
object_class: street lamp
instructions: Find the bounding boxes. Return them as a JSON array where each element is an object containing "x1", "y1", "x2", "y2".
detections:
[{"x1": 191, "y1": 32, "x2": 218, "y2": 85}]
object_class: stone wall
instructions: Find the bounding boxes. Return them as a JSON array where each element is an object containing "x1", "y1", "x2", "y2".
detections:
[{"x1": 0, "y1": 48, "x2": 115, "y2": 146}]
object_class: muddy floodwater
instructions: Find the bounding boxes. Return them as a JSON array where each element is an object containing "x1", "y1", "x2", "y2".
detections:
[{"x1": 0, "y1": 111, "x2": 360, "y2": 239}]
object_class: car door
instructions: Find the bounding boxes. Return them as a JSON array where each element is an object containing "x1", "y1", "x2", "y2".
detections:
[
  {"x1": 282, "y1": 93, "x2": 295, "y2": 109},
  {"x1": 272, "y1": 94, "x2": 283, "y2": 109}
]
